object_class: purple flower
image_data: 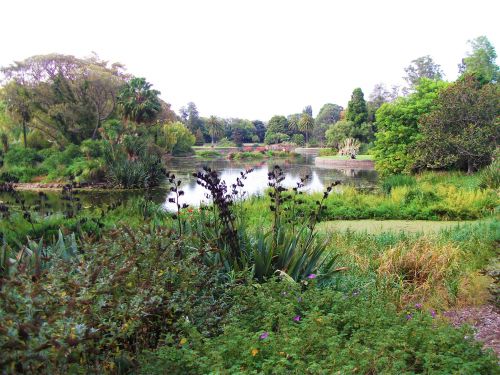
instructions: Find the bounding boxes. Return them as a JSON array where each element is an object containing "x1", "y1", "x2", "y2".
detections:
[
  {"x1": 307, "y1": 274, "x2": 317, "y2": 279},
  {"x1": 259, "y1": 332, "x2": 269, "y2": 340},
  {"x1": 429, "y1": 309, "x2": 436, "y2": 318},
  {"x1": 415, "y1": 303, "x2": 422, "y2": 309},
  {"x1": 405, "y1": 313, "x2": 413, "y2": 320},
  {"x1": 293, "y1": 315, "x2": 301, "y2": 322}
]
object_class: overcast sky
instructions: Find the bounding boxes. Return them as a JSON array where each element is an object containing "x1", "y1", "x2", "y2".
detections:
[{"x1": 1, "y1": 0, "x2": 498, "y2": 120}]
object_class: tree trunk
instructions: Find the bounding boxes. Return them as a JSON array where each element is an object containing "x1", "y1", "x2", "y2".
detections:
[
  {"x1": 467, "y1": 159, "x2": 474, "y2": 174},
  {"x1": 23, "y1": 119, "x2": 27, "y2": 148},
  {"x1": 92, "y1": 118, "x2": 101, "y2": 140}
]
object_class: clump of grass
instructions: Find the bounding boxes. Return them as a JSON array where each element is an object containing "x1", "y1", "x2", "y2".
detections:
[
  {"x1": 478, "y1": 160, "x2": 500, "y2": 189},
  {"x1": 377, "y1": 239, "x2": 461, "y2": 309}
]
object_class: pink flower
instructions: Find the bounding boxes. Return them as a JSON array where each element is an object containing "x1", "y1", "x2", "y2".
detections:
[
  {"x1": 259, "y1": 332, "x2": 269, "y2": 340},
  {"x1": 307, "y1": 274, "x2": 317, "y2": 279},
  {"x1": 293, "y1": 315, "x2": 301, "y2": 322},
  {"x1": 415, "y1": 303, "x2": 422, "y2": 309}
]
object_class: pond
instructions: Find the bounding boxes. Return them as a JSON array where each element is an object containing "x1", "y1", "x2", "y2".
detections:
[{"x1": 1, "y1": 154, "x2": 378, "y2": 211}]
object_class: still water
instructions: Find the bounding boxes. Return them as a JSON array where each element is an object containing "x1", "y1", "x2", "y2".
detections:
[
  {"x1": 161, "y1": 155, "x2": 377, "y2": 210},
  {"x1": 2, "y1": 155, "x2": 378, "y2": 210}
]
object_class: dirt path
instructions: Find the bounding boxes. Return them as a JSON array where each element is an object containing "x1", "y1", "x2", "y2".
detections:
[{"x1": 444, "y1": 305, "x2": 500, "y2": 358}]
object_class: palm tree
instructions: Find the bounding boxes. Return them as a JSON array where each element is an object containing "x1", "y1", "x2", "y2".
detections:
[
  {"x1": 298, "y1": 113, "x2": 314, "y2": 145},
  {"x1": 206, "y1": 115, "x2": 224, "y2": 147},
  {"x1": 118, "y1": 77, "x2": 161, "y2": 125}
]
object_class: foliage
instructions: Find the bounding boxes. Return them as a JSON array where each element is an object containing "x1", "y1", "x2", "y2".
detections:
[
  {"x1": 0, "y1": 226, "x2": 231, "y2": 373},
  {"x1": 164, "y1": 121, "x2": 195, "y2": 156},
  {"x1": 317, "y1": 148, "x2": 337, "y2": 157},
  {"x1": 338, "y1": 138, "x2": 360, "y2": 158},
  {"x1": 298, "y1": 113, "x2": 314, "y2": 144},
  {"x1": 267, "y1": 115, "x2": 288, "y2": 134},
  {"x1": 141, "y1": 279, "x2": 498, "y2": 374},
  {"x1": 479, "y1": 160, "x2": 500, "y2": 189},
  {"x1": 105, "y1": 138, "x2": 166, "y2": 188},
  {"x1": 403, "y1": 55, "x2": 444, "y2": 90},
  {"x1": 291, "y1": 133, "x2": 305, "y2": 146},
  {"x1": 205, "y1": 115, "x2": 224, "y2": 146},
  {"x1": 325, "y1": 120, "x2": 355, "y2": 147},
  {"x1": 380, "y1": 174, "x2": 417, "y2": 194},
  {"x1": 26, "y1": 130, "x2": 52, "y2": 150},
  {"x1": 264, "y1": 132, "x2": 289, "y2": 145},
  {"x1": 1, "y1": 54, "x2": 127, "y2": 146},
  {"x1": 118, "y1": 77, "x2": 161, "y2": 124},
  {"x1": 460, "y1": 36, "x2": 499, "y2": 84},
  {"x1": 345, "y1": 88, "x2": 368, "y2": 126},
  {"x1": 414, "y1": 75, "x2": 499, "y2": 173},
  {"x1": 372, "y1": 78, "x2": 448, "y2": 175},
  {"x1": 315, "y1": 103, "x2": 343, "y2": 127},
  {"x1": 196, "y1": 150, "x2": 223, "y2": 158},
  {"x1": 3, "y1": 146, "x2": 42, "y2": 167}
]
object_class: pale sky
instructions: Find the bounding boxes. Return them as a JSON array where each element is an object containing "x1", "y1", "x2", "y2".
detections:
[{"x1": 1, "y1": 0, "x2": 498, "y2": 120}]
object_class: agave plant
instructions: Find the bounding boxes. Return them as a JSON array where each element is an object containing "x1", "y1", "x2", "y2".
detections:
[
  {"x1": 338, "y1": 138, "x2": 360, "y2": 158},
  {"x1": 0, "y1": 230, "x2": 78, "y2": 279}
]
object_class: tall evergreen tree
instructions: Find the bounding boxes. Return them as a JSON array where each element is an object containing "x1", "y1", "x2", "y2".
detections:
[{"x1": 345, "y1": 88, "x2": 368, "y2": 126}]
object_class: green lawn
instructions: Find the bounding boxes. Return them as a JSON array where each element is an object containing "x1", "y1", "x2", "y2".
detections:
[
  {"x1": 317, "y1": 154, "x2": 374, "y2": 160},
  {"x1": 317, "y1": 219, "x2": 474, "y2": 234}
]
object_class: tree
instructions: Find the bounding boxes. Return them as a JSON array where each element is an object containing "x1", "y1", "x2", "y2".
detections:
[
  {"x1": 314, "y1": 103, "x2": 343, "y2": 145},
  {"x1": 460, "y1": 36, "x2": 499, "y2": 84},
  {"x1": 206, "y1": 115, "x2": 224, "y2": 146},
  {"x1": 267, "y1": 115, "x2": 288, "y2": 134},
  {"x1": 164, "y1": 121, "x2": 195, "y2": 156},
  {"x1": 287, "y1": 114, "x2": 301, "y2": 134},
  {"x1": 298, "y1": 113, "x2": 314, "y2": 145},
  {"x1": 367, "y1": 84, "x2": 392, "y2": 122},
  {"x1": 1, "y1": 54, "x2": 130, "y2": 146},
  {"x1": 372, "y1": 79, "x2": 448, "y2": 175},
  {"x1": 225, "y1": 118, "x2": 256, "y2": 143},
  {"x1": 414, "y1": 75, "x2": 499, "y2": 173},
  {"x1": 315, "y1": 103, "x2": 343, "y2": 127},
  {"x1": 403, "y1": 55, "x2": 444, "y2": 90},
  {"x1": 345, "y1": 88, "x2": 368, "y2": 126},
  {"x1": 252, "y1": 120, "x2": 266, "y2": 142},
  {"x1": 325, "y1": 120, "x2": 356, "y2": 148},
  {"x1": 118, "y1": 77, "x2": 161, "y2": 125},
  {"x1": 303, "y1": 105, "x2": 313, "y2": 117},
  {"x1": 180, "y1": 102, "x2": 203, "y2": 134},
  {"x1": 1, "y1": 82, "x2": 31, "y2": 148}
]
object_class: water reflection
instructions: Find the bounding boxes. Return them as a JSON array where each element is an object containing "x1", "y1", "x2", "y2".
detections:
[
  {"x1": 163, "y1": 156, "x2": 377, "y2": 210},
  {"x1": 1, "y1": 156, "x2": 378, "y2": 211}
]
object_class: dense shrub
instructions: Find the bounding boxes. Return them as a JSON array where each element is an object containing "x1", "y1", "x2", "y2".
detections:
[
  {"x1": 140, "y1": 279, "x2": 498, "y2": 374},
  {"x1": 0, "y1": 171, "x2": 19, "y2": 183},
  {"x1": 3, "y1": 146, "x2": 42, "y2": 167},
  {"x1": 0, "y1": 226, "x2": 232, "y2": 373}
]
